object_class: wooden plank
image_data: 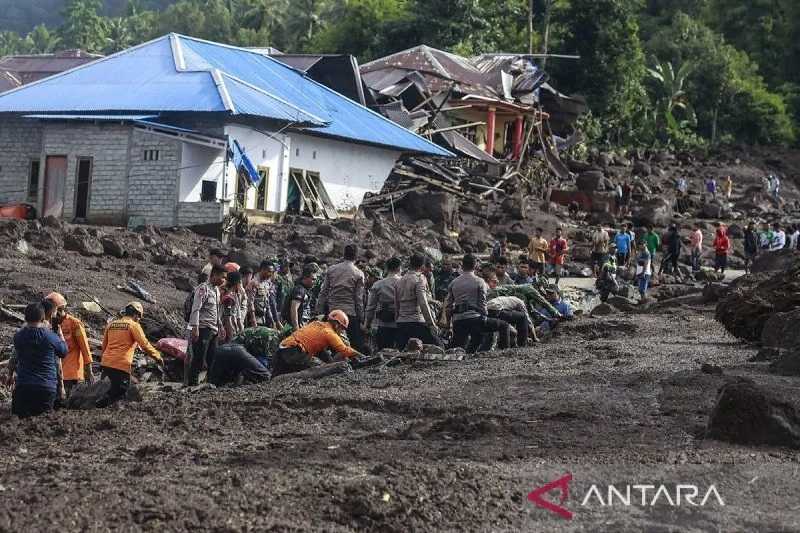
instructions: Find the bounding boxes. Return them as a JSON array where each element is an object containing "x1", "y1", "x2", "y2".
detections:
[{"x1": 425, "y1": 121, "x2": 485, "y2": 135}]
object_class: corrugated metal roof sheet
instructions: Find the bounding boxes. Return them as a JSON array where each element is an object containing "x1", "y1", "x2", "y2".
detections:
[
  {"x1": 178, "y1": 37, "x2": 450, "y2": 155},
  {"x1": 0, "y1": 70, "x2": 21, "y2": 93},
  {"x1": 24, "y1": 114, "x2": 157, "y2": 121},
  {"x1": 0, "y1": 34, "x2": 451, "y2": 157}
]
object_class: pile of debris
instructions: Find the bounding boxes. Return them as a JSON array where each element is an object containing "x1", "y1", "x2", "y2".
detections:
[{"x1": 359, "y1": 46, "x2": 584, "y2": 220}]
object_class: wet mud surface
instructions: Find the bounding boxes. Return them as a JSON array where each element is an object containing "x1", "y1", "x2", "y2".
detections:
[{"x1": 2, "y1": 305, "x2": 800, "y2": 531}]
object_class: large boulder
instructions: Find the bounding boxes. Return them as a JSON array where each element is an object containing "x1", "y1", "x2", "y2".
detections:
[
  {"x1": 751, "y1": 249, "x2": 800, "y2": 274},
  {"x1": 576, "y1": 170, "x2": 605, "y2": 192},
  {"x1": 64, "y1": 233, "x2": 104, "y2": 256},
  {"x1": 632, "y1": 160, "x2": 651, "y2": 176},
  {"x1": 458, "y1": 226, "x2": 493, "y2": 253},
  {"x1": 397, "y1": 191, "x2": 457, "y2": 228},
  {"x1": 770, "y1": 351, "x2": 800, "y2": 376},
  {"x1": 707, "y1": 380, "x2": 800, "y2": 449},
  {"x1": 701, "y1": 201, "x2": 731, "y2": 219},
  {"x1": 101, "y1": 237, "x2": 127, "y2": 258},
  {"x1": 761, "y1": 309, "x2": 800, "y2": 350},
  {"x1": 631, "y1": 197, "x2": 673, "y2": 227}
]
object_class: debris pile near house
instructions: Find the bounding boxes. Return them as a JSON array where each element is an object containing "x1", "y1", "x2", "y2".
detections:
[{"x1": 359, "y1": 46, "x2": 584, "y2": 219}]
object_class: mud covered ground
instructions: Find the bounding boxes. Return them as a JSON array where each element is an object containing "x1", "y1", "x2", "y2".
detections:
[{"x1": 1, "y1": 303, "x2": 799, "y2": 532}]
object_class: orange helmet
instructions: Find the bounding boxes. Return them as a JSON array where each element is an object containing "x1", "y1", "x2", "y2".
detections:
[
  {"x1": 328, "y1": 310, "x2": 349, "y2": 329},
  {"x1": 224, "y1": 262, "x2": 241, "y2": 273},
  {"x1": 46, "y1": 292, "x2": 67, "y2": 308}
]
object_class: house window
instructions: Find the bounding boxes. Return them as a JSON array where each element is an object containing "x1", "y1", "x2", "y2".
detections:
[
  {"x1": 74, "y1": 157, "x2": 93, "y2": 219},
  {"x1": 27, "y1": 160, "x2": 40, "y2": 201},
  {"x1": 144, "y1": 149, "x2": 160, "y2": 161},
  {"x1": 201, "y1": 180, "x2": 216, "y2": 202},
  {"x1": 312, "y1": 150, "x2": 317, "y2": 160},
  {"x1": 295, "y1": 148, "x2": 300, "y2": 157}
]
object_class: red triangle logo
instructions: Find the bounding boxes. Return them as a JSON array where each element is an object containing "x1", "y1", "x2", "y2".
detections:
[{"x1": 527, "y1": 473, "x2": 573, "y2": 520}]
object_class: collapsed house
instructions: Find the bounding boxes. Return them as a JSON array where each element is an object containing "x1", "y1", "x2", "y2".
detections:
[
  {"x1": 0, "y1": 49, "x2": 101, "y2": 87},
  {"x1": 0, "y1": 35, "x2": 450, "y2": 228},
  {"x1": 357, "y1": 45, "x2": 586, "y2": 210}
]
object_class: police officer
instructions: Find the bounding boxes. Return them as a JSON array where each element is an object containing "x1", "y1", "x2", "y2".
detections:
[{"x1": 444, "y1": 254, "x2": 510, "y2": 353}]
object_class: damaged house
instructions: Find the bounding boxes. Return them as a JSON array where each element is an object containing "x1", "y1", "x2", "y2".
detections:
[
  {"x1": 357, "y1": 45, "x2": 586, "y2": 205},
  {"x1": 0, "y1": 35, "x2": 450, "y2": 228}
]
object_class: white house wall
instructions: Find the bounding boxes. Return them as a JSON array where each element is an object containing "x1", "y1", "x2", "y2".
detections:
[
  {"x1": 179, "y1": 142, "x2": 225, "y2": 202},
  {"x1": 288, "y1": 134, "x2": 401, "y2": 211},
  {"x1": 223, "y1": 124, "x2": 289, "y2": 212}
]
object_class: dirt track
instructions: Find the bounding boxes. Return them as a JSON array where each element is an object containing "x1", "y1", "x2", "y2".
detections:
[{"x1": 1, "y1": 302, "x2": 799, "y2": 532}]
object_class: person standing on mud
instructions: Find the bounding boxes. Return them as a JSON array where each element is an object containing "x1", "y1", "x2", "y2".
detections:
[
  {"x1": 98, "y1": 302, "x2": 163, "y2": 407},
  {"x1": 690, "y1": 223, "x2": 704, "y2": 272},
  {"x1": 743, "y1": 222, "x2": 759, "y2": 274},
  {"x1": 724, "y1": 175, "x2": 733, "y2": 199},
  {"x1": 7, "y1": 303, "x2": 68, "y2": 418},
  {"x1": 316, "y1": 244, "x2": 368, "y2": 353},
  {"x1": 635, "y1": 238, "x2": 653, "y2": 299},
  {"x1": 45, "y1": 292, "x2": 93, "y2": 395},
  {"x1": 644, "y1": 227, "x2": 661, "y2": 268},
  {"x1": 365, "y1": 257, "x2": 402, "y2": 350},
  {"x1": 613, "y1": 225, "x2": 632, "y2": 268},
  {"x1": 445, "y1": 254, "x2": 510, "y2": 353},
  {"x1": 283, "y1": 265, "x2": 317, "y2": 331},
  {"x1": 252, "y1": 261, "x2": 280, "y2": 328},
  {"x1": 220, "y1": 271, "x2": 245, "y2": 342},
  {"x1": 394, "y1": 254, "x2": 440, "y2": 348},
  {"x1": 187, "y1": 265, "x2": 226, "y2": 386},
  {"x1": 485, "y1": 274, "x2": 537, "y2": 347},
  {"x1": 548, "y1": 227, "x2": 568, "y2": 285},
  {"x1": 528, "y1": 227, "x2": 549, "y2": 276},
  {"x1": 659, "y1": 224, "x2": 683, "y2": 278},
  {"x1": 713, "y1": 227, "x2": 731, "y2": 275},
  {"x1": 591, "y1": 226, "x2": 610, "y2": 277}
]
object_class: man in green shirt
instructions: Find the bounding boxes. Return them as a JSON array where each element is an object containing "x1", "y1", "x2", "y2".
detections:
[{"x1": 644, "y1": 226, "x2": 661, "y2": 264}]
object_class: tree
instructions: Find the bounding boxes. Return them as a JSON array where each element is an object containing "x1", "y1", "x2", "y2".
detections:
[
  {"x1": 552, "y1": 0, "x2": 648, "y2": 144},
  {"x1": 105, "y1": 17, "x2": 133, "y2": 53},
  {"x1": 26, "y1": 24, "x2": 61, "y2": 53},
  {"x1": 646, "y1": 60, "x2": 696, "y2": 144},
  {"x1": 646, "y1": 12, "x2": 794, "y2": 145},
  {"x1": 59, "y1": 0, "x2": 108, "y2": 52},
  {"x1": 157, "y1": 1, "x2": 207, "y2": 38},
  {"x1": 311, "y1": 0, "x2": 408, "y2": 60}
]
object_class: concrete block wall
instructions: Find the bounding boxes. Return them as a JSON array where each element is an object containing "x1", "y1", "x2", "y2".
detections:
[
  {"x1": 0, "y1": 116, "x2": 43, "y2": 204},
  {"x1": 126, "y1": 129, "x2": 181, "y2": 226},
  {"x1": 176, "y1": 201, "x2": 224, "y2": 226},
  {"x1": 42, "y1": 122, "x2": 130, "y2": 224}
]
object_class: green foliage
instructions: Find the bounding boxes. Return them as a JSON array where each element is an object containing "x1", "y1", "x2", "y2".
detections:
[
  {"x1": 60, "y1": 0, "x2": 108, "y2": 52},
  {"x1": 645, "y1": 12, "x2": 795, "y2": 146},
  {"x1": 552, "y1": 0, "x2": 648, "y2": 145},
  {"x1": 0, "y1": 0, "x2": 799, "y2": 147}
]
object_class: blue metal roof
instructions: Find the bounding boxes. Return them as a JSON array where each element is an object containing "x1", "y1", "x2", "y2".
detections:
[
  {"x1": 0, "y1": 34, "x2": 452, "y2": 157},
  {"x1": 24, "y1": 114, "x2": 157, "y2": 121}
]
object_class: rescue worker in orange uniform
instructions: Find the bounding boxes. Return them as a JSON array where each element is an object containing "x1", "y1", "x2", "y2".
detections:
[
  {"x1": 97, "y1": 302, "x2": 163, "y2": 407},
  {"x1": 46, "y1": 292, "x2": 94, "y2": 395},
  {"x1": 272, "y1": 310, "x2": 362, "y2": 376}
]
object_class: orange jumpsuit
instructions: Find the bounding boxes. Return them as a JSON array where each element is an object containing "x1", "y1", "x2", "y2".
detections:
[
  {"x1": 100, "y1": 316, "x2": 162, "y2": 374},
  {"x1": 60, "y1": 314, "x2": 93, "y2": 381}
]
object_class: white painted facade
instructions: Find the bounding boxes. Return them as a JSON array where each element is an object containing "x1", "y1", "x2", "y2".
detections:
[
  {"x1": 179, "y1": 142, "x2": 225, "y2": 202},
  {"x1": 215, "y1": 124, "x2": 400, "y2": 214},
  {"x1": 286, "y1": 133, "x2": 401, "y2": 211}
]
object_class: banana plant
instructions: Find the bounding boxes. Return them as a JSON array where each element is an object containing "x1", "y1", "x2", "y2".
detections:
[{"x1": 647, "y1": 60, "x2": 697, "y2": 141}]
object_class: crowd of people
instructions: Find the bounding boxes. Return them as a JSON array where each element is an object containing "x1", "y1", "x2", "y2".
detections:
[
  {"x1": 4, "y1": 243, "x2": 578, "y2": 419},
  {"x1": 6, "y1": 207, "x2": 798, "y2": 419}
]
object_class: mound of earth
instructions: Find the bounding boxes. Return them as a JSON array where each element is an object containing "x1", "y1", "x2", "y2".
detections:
[
  {"x1": 707, "y1": 380, "x2": 800, "y2": 449},
  {"x1": 715, "y1": 255, "x2": 800, "y2": 341}
]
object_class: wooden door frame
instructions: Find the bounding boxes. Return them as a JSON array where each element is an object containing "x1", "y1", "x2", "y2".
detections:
[
  {"x1": 73, "y1": 156, "x2": 94, "y2": 220},
  {"x1": 43, "y1": 155, "x2": 68, "y2": 219}
]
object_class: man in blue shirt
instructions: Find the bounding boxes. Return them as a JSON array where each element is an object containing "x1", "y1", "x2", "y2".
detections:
[
  {"x1": 8, "y1": 303, "x2": 68, "y2": 418},
  {"x1": 614, "y1": 227, "x2": 633, "y2": 267},
  {"x1": 536, "y1": 286, "x2": 574, "y2": 334}
]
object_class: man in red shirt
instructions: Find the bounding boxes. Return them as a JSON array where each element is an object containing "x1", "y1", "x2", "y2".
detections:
[
  {"x1": 713, "y1": 226, "x2": 730, "y2": 275},
  {"x1": 549, "y1": 227, "x2": 569, "y2": 285}
]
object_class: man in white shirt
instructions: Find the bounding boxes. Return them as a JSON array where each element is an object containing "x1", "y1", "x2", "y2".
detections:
[{"x1": 770, "y1": 223, "x2": 786, "y2": 251}]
